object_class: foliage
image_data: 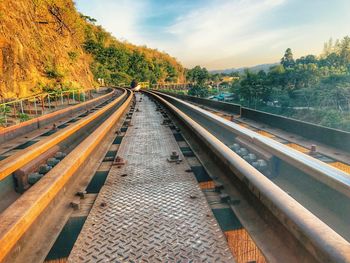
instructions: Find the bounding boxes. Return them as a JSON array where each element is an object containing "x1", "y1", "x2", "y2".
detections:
[
  {"x1": 82, "y1": 22, "x2": 184, "y2": 86},
  {"x1": 188, "y1": 85, "x2": 209, "y2": 97},
  {"x1": 0, "y1": 106, "x2": 10, "y2": 114},
  {"x1": 68, "y1": 51, "x2": 79, "y2": 61},
  {"x1": 236, "y1": 70, "x2": 272, "y2": 108},
  {"x1": 186, "y1": 66, "x2": 209, "y2": 85},
  {"x1": 80, "y1": 14, "x2": 97, "y2": 24},
  {"x1": 229, "y1": 36, "x2": 350, "y2": 131},
  {"x1": 69, "y1": 91, "x2": 85, "y2": 101},
  {"x1": 19, "y1": 113, "x2": 30, "y2": 122},
  {"x1": 0, "y1": 106, "x2": 9, "y2": 126},
  {"x1": 0, "y1": 0, "x2": 185, "y2": 99},
  {"x1": 0, "y1": 116, "x2": 5, "y2": 127},
  {"x1": 281, "y1": 48, "x2": 295, "y2": 69},
  {"x1": 185, "y1": 66, "x2": 212, "y2": 97},
  {"x1": 162, "y1": 36, "x2": 350, "y2": 130},
  {"x1": 45, "y1": 66, "x2": 64, "y2": 79},
  {"x1": 158, "y1": 88, "x2": 187, "y2": 96}
]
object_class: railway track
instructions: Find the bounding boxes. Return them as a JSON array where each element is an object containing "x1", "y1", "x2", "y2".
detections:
[
  {"x1": 0, "y1": 89, "x2": 129, "y2": 180},
  {"x1": 0, "y1": 89, "x2": 121, "y2": 212},
  {"x1": 0, "y1": 88, "x2": 349, "y2": 262},
  {"x1": 0, "y1": 88, "x2": 115, "y2": 145},
  {"x1": 147, "y1": 90, "x2": 350, "y2": 263},
  {"x1": 0, "y1": 88, "x2": 133, "y2": 262}
]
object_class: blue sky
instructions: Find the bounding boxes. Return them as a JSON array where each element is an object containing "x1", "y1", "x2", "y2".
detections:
[{"x1": 75, "y1": 0, "x2": 350, "y2": 70}]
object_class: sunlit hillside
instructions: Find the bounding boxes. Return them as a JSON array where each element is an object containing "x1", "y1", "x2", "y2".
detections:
[{"x1": 0, "y1": 0, "x2": 184, "y2": 98}]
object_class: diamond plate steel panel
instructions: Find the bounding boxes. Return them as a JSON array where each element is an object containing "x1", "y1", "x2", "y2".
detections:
[{"x1": 68, "y1": 94, "x2": 233, "y2": 262}]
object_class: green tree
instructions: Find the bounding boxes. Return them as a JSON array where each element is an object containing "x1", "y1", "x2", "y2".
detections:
[
  {"x1": 188, "y1": 85, "x2": 209, "y2": 97},
  {"x1": 281, "y1": 48, "x2": 295, "y2": 69},
  {"x1": 186, "y1": 66, "x2": 209, "y2": 85},
  {"x1": 81, "y1": 22, "x2": 183, "y2": 86}
]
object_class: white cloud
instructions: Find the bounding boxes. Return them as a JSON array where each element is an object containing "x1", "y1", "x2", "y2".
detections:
[
  {"x1": 76, "y1": 0, "x2": 350, "y2": 69},
  {"x1": 76, "y1": 0, "x2": 148, "y2": 44},
  {"x1": 157, "y1": 0, "x2": 287, "y2": 69},
  {"x1": 76, "y1": 0, "x2": 289, "y2": 68}
]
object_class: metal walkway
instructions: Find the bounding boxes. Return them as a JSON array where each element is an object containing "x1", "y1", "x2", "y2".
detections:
[{"x1": 68, "y1": 93, "x2": 233, "y2": 262}]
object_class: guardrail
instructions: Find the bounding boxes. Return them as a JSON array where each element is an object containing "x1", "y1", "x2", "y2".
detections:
[
  {"x1": 164, "y1": 92, "x2": 241, "y2": 115},
  {"x1": 0, "y1": 88, "x2": 101, "y2": 128},
  {"x1": 0, "y1": 89, "x2": 127, "y2": 182},
  {"x1": 0, "y1": 89, "x2": 133, "y2": 262},
  {"x1": 148, "y1": 90, "x2": 350, "y2": 263},
  {"x1": 0, "y1": 89, "x2": 115, "y2": 144},
  {"x1": 154, "y1": 91, "x2": 350, "y2": 197},
  {"x1": 159, "y1": 91, "x2": 350, "y2": 152},
  {"x1": 240, "y1": 107, "x2": 350, "y2": 152}
]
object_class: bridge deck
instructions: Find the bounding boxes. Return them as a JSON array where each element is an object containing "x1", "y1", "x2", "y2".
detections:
[{"x1": 68, "y1": 93, "x2": 233, "y2": 262}]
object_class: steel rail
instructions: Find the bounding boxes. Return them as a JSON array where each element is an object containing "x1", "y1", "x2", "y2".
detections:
[
  {"x1": 153, "y1": 91, "x2": 350, "y2": 198},
  {"x1": 0, "y1": 87, "x2": 98, "y2": 107},
  {"x1": 0, "y1": 88, "x2": 127, "y2": 181},
  {"x1": 0, "y1": 89, "x2": 115, "y2": 137},
  {"x1": 0, "y1": 90, "x2": 133, "y2": 262},
  {"x1": 148, "y1": 90, "x2": 350, "y2": 263}
]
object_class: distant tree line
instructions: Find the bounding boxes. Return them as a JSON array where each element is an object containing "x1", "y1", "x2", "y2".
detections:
[{"x1": 184, "y1": 36, "x2": 350, "y2": 131}]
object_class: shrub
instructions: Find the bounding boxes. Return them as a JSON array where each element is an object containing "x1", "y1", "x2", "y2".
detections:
[
  {"x1": 188, "y1": 85, "x2": 209, "y2": 97},
  {"x1": 68, "y1": 51, "x2": 79, "y2": 61},
  {"x1": 0, "y1": 116, "x2": 5, "y2": 127},
  {"x1": 0, "y1": 106, "x2": 10, "y2": 114},
  {"x1": 45, "y1": 65, "x2": 64, "y2": 79},
  {"x1": 19, "y1": 113, "x2": 30, "y2": 122}
]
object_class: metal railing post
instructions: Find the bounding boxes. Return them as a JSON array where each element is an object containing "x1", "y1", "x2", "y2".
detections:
[
  {"x1": 48, "y1": 94, "x2": 51, "y2": 110},
  {"x1": 41, "y1": 95, "x2": 45, "y2": 115},
  {"x1": 34, "y1": 98, "x2": 38, "y2": 116},
  {"x1": 20, "y1": 100, "x2": 24, "y2": 114},
  {"x1": 13, "y1": 102, "x2": 17, "y2": 120},
  {"x1": 3, "y1": 104, "x2": 7, "y2": 126},
  {"x1": 55, "y1": 93, "x2": 58, "y2": 108}
]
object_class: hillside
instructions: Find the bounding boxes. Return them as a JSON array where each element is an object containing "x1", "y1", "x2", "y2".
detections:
[
  {"x1": 83, "y1": 21, "x2": 185, "y2": 86},
  {"x1": 0, "y1": 0, "x2": 184, "y2": 99},
  {"x1": 210, "y1": 63, "x2": 278, "y2": 75}
]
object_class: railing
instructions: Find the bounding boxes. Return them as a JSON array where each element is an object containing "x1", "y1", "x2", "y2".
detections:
[
  {"x1": 0, "y1": 89, "x2": 133, "y2": 262},
  {"x1": 159, "y1": 91, "x2": 350, "y2": 152},
  {"x1": 114, "y1": 82, "x2": 150, "y2": 89},
  {"x1": 0, "y1": 89, "x2": 125, "y2": 181},
  {"x1": 148, "y1": 90, "x2": 350, "y2": 263},
  {"x1": 0, "y1": 88, "x2": 99, "y2": 128},
  {"x1": 153, "y1": 83, "x2": 192, "y2": 90},
  {"x1": 139, "y1": 82, "x2": 150, "y2": 89}
]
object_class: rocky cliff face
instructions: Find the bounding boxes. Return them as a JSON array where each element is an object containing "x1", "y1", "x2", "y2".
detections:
[{"x1": 0, "y1": 0, "x2": 96, "y2": 98}]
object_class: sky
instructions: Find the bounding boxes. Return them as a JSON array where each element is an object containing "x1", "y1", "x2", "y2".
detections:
[{"x1": 75, "y1": 0, "x2": 350, "y2": 70}]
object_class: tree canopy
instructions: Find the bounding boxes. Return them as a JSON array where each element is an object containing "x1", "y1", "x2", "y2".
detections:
[
  {"x1": 186, "y1": 66, "x2": 210, "y2": 85},
  {"x1": 183, "y1": 36, "x2": 350, "y2": 131},
  {"x1": 81, "y1": 18, "x2": 184, "y2": 86},
  {"x1": 230, "y1": 36, "x2": 350, "y2": 131}
]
